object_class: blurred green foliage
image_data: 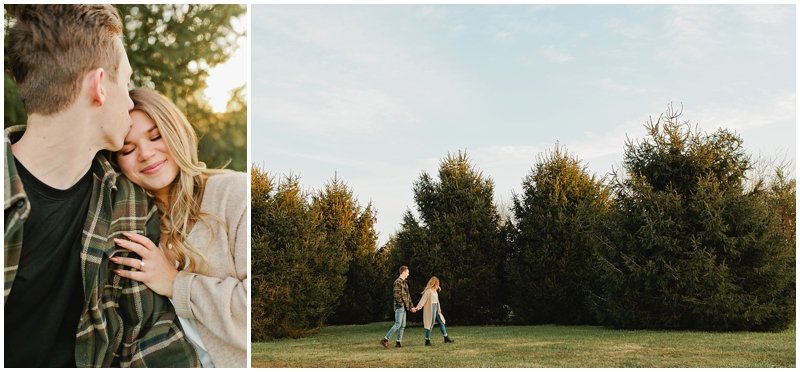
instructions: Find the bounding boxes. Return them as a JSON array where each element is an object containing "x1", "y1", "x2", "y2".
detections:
[{"x1": 3, "y1": 4, "x2": 247, "y2": 171}]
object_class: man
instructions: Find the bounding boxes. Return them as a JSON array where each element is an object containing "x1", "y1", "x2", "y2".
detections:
[
  {"x1": 381, "y1": 265, "x2": 416, "y2": 348},
  {"x1": 4, "y1": 5, "x2": 198, "y2": 367}
]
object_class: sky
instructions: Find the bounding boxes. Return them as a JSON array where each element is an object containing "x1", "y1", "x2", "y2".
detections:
[
  {"x1": 251, "y1": 5, "x2": 796, "y2": 245},
  {"x1": 204, "y1": 12, "x2": 248, "y2": 112}
]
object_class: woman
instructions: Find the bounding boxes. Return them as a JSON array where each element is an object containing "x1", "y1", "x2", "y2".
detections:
[
  {"x1": 413, "y1": 276, "x2": 454, "y2": 346},
  {"x1": 110, "y1": 87, "x2": 247, "y2": 367}
]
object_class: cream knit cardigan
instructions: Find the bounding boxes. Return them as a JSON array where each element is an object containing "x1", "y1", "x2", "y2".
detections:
[
  {"x1": 416, "y1": 288, "x2": 446, "y2": 331},
  {"x1": 172, "y1": 172, "x2": 248, "y2": 367}
]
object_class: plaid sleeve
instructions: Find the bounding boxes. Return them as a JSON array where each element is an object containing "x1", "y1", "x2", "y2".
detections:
[
  {"x1": 4, "y1": 126, "x2": 28, "y2": 303},
  {"x1": 114, "y1": 183, "x2": 199, "y2": 367},
  {"x1": 75, "y1": 170, "x2": 198, "y2": 367},
  {"x1": 4, "y1": 179, "x2": 24, "y2": 303},
  {"x1": 116, "y1": 279, "x2": 200, "y2": 367},
  {"x1": 393, "y1": 279, "x2": 403, "y2": 307},
  {"x1": 403, "y1": 281, "x2": 413, "y2": 309}
]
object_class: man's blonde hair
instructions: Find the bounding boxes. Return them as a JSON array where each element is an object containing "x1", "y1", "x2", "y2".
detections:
[{"x1": 6, "y1": 5, "x2": 123, "y2": 115}]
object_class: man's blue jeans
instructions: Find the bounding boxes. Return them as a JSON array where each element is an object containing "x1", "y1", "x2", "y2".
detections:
[
  {"x1": 425, "y1": 303, "x2": 448, "y2": 340},
  {"x1": 384, "y1": 307, "x2": 407, "y2": 341}
]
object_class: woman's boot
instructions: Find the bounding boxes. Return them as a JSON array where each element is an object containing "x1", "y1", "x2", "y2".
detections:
[
  {"x1": 425, "y1": 339, "x2": 432, "y2": 346},
  {"x1": 443, "y1": 335, "x2": 454, "y2": 343}
]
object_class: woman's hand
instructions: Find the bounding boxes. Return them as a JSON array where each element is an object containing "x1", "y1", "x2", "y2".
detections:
[{"x1": 111, "y1": 232, "x2": 178, "y2": 298}]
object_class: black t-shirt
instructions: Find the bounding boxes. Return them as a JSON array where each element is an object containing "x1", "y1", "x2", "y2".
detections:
[{"x1": 4, "y1": 158, "x2": 91, "y2": 367}]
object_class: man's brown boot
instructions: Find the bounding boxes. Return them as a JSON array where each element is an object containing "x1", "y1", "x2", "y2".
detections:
[{"x1": 380, "y1": 338, "x2": 389, "y2": 348}]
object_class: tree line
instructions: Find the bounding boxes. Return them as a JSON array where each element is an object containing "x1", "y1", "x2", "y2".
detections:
[{"x1": 252, "y1": 107, "x2": 795, "y2": 341}]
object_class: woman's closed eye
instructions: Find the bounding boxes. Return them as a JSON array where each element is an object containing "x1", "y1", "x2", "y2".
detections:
[{"x1": 120, "y1": 146, "x2": 136, "y2": 156}]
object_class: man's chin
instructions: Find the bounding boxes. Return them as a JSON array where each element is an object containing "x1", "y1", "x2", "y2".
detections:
[{"x1": 105, "y1": 137, "x2": 126, "y2": 152}]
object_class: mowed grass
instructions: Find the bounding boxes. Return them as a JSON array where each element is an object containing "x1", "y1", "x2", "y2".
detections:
[{"x1": 252, "y1": 321, "x2": 795, "y2": 368}]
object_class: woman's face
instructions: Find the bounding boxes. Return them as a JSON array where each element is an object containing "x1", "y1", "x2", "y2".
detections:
[{"x1": 117, "y1": 110, "x2": 180, "y2": 200}]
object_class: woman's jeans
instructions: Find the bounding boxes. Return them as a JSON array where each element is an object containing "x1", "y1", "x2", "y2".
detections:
[
  {"x1": 425, "y1": 303, "x2": 447, "y2": 340},
  {"x1": 384, "y1": 307, "x2": 407, "y2": 341}
]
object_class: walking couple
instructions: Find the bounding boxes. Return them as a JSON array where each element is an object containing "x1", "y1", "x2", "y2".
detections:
[
  {"x1": 381, "y1": 266, "x2": 455, "y2": 348},
  {"x1": 5, "y1": 5, "x2": 246, "y2": 367}
]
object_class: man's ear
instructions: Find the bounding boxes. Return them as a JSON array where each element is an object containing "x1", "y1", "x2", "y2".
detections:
[{"x1": 87, "y1": 67, "x2": 106, "y2": 106}]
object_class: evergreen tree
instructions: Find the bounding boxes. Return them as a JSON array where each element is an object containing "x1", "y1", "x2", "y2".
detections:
[
  {"x1": 395, "y1": 151, "x2": 507, "y2": 324},
  {"x1": 507, "y1": 145, "x2": 609, "y2": 324},
  {"x1": 312, "y1": 178, "x2": 382, "y2": 325},
  {"x1": 594, "y1": 106, "x2": 795, "y2": 331},
  {"x1": 767, "y1": 169, "x2": 796, "y2": 248},
  {"x1": 250, "y1": 166, "x2": 343, "y2": 340},
  {"x1": 373, "y1": 237, "x2": 397, "y2": 321},
  {"x1": 250, "y1": 165, "x2": 273, "y2": 341}
]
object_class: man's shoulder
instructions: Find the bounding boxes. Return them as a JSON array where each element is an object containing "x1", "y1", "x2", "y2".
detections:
[
  {"x1": 112, "y1": 172, "x2": 149, "y2": 197},
  {"x1": 92, "y1": 153, "x2": 150, "y2": 199},
  {"x1": 4, "y1": 126, "x2": 26, "y2": 209},
  {"x1": 88, "y1": 157, "x2": 159, "y2": 249}
]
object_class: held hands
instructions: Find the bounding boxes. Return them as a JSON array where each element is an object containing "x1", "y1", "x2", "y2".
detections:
[
  {"x1": 411, "y1": 307, "x2": 418, "y2": 313},
  {"x1": 111, "y1": 232, "x2": 178, "y2": 298}
]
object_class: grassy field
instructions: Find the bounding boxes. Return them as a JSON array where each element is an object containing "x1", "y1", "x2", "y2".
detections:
[{"x1": 252, "y1": 321, "x2": 795, "y2": 368}]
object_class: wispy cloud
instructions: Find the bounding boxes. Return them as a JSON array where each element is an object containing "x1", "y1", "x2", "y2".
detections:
[
  {"x1": 594, "y1": 77, "x2": 650, "y2": 95},
  {"x1": 470, "y1": 145, "x2": 541, "y2": 166},
  {"x1": 540, "y1": 45, "x2": 573, "y2": 64},
  {"x1": 417, "y1": 5, "x2": 467, "y2": 35},
  {"x1": 566, "y1": 116, "x2": 648, "y2": 162},
  {"x1": 734, "y1": 5, "x2": 794, "y2": 56},
  {"x1": 736, "y1": 5, "x2": 792, "y2": 25},
  {"x1": 660, "y1": 5, "x2": 723, "y2": 62},
  {"x1": 604, "y1": 18, "x2": 649, "y2": 40},
  {"x1": 255, "y1": 83, "x2": 416, "y2": 136},
  {"x1": 266, "y1": 147, "x2": 394, "y2": 174},
  {"x1": 658, "y1": 5, "x2": 793, "y2": 62},
  {"x1": 253, "y1": 5, "x2": 476, "y2": 137},
  {"x1": 690, "y1": 93, "x2": 796, "y2": 132},
  {"x1": 489, "y1": 8, "x2": 562, "y2": 43}
]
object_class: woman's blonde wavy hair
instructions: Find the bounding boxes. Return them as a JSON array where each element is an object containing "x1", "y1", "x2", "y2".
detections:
[
  {"x1": 127, "y1": 87, "x2": 228, "y2": 274},
  {"x1": 422, "y1": 276, "x2": 441, "y2": 294}
]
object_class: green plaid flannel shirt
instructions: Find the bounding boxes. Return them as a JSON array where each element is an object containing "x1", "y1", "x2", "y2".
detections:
[
  {"x1": 393, "y1": 277, "x2": 412, "y2": 310},
  {"x1": 4, "y1": 125, "x2": 199, "y2": 367}
]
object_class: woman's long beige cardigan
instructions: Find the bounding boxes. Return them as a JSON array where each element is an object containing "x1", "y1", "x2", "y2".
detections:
[
  {"x1": 173, "y1": 172, "x2": 247, "y2": 367},
  {"x1": 415, "y1": 288, "x2": 446, "y2": 330}
]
